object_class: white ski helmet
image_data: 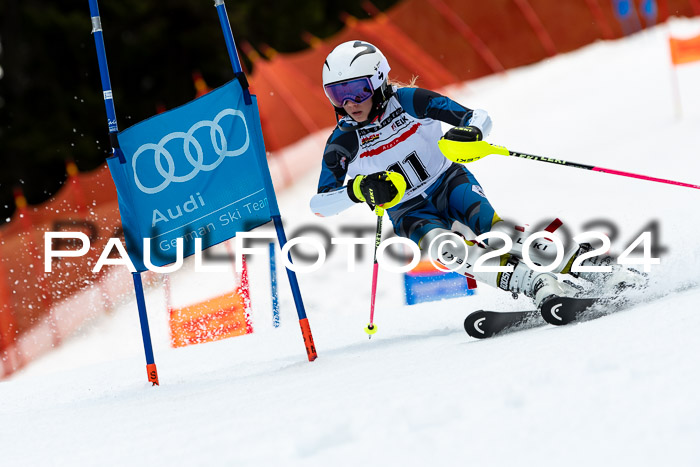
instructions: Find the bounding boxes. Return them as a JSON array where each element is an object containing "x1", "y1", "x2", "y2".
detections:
[{"x1": 322, "y1": 40, "x2": 392, "y2": 118}]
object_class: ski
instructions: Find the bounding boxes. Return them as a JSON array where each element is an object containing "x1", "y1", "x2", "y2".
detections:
[
  {"x1": 540, "y1": 296, "x2": 626, "y2": 326},
  {"x1": 539, "y1": 296, "x2": 602, "y2": 325},
  {"x1": 466, "y1": 281, "x2": 699, "y2": 339},
  {"x1": 465, "y1": 297, "x2": 608, "y2": 339},
  {"x1": 464, "y1": 309, "x2": 544, "y2": 339}
]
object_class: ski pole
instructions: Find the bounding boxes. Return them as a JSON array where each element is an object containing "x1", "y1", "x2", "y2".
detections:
[
  {"x1": 438, "y1": 139, "x2": 700, "y2": 191},
  {"x1": 365, "y1": 206, "x2": 384, "y2": 338}
]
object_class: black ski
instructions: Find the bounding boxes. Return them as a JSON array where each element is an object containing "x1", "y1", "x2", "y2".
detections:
[
  {"x1": 464, "y1": 309, "x2": 544, "y2": 339},
  {"x1": 466, "y1": 281, "x2": 699, "y2": 338},
  {"x1": 539, "y1": 296, "x2": 604, "y2": 325},
  {"x1": 465, "y1": 296, "x2": 607, "y2": 338}
]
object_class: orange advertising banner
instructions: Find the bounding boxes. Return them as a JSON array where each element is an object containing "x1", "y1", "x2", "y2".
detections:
[
  {"x1": 169, "y1": 291, "x2": 253, "y2": 348},
  {"x1": 669, "y1": 33, "x2": 700, "y2": 65}
]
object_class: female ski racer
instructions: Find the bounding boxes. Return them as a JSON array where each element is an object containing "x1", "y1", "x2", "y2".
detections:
[{"x1": 309, "y1": 40, "x2": 632, "y2": 308}]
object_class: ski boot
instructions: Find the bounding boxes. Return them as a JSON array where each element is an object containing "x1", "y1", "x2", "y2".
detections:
[
  {"x1": 498, "y1": 257, "x2": 580, "y2": 309},
  {"x1": 562, "y1": 243, "x2": 649, "y2": 294}
]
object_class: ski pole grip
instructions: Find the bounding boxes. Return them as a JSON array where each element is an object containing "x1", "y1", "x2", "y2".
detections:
[{"x1": 438, "y1": 140, "x2": 509, "y2": 164}]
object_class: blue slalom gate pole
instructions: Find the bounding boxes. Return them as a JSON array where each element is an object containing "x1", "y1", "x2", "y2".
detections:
[
  {"x1": 131, "y1": 272, "x2": 158, "y2": 368},
  {"x1": 88, "y1": 0, "x2": 159, "y2": 385},
  {"x1": 213, "y1": 0, "x2": 317, "y2": 361},
  {"x1": 269, "y1": 242, "x2": 280, "y2": 328}
]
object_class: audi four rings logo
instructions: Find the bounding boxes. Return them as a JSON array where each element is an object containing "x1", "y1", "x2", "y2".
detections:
[{"x1": 132, "y1": 108, "x2": 250, "y2": 194}]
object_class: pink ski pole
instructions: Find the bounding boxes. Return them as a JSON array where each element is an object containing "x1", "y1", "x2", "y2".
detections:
[
  {"x1": 507, "y1": 148, "x2": 700, "y2": 190},
  {"x1": 438, "y1": 139, "x2": 700, "y2": 190},
  {"x1": 365, "y1": 207, "x2": 384, "y2": 338}
]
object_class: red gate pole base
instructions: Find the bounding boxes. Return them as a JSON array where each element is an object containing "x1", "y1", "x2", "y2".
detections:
[
  {"x1": 147, "y1": 363, "x2": 160, "y2": 386},
  {"x1": 299, "y1": 318, "x2": 317, "y2": 361}
]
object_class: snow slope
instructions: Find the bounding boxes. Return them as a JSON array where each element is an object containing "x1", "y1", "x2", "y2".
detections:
[{"x1": 2, "y1": 18, "x2": 700, "y2": 467}]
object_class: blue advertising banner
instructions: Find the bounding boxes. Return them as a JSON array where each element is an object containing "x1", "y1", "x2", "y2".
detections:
[
  {"x1": 108, "y1": 79, "x2": 272, "y2": 271},
  {"x1": 404, "y1": 270, "x2": 475, "y2": 305}
]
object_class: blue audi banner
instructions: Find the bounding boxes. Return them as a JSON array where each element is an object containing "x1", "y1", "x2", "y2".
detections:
[{"x1": 109, "y1": 79, "x2": 272, "y2": 271}]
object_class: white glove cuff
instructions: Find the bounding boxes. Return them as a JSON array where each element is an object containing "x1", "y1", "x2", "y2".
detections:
[{"x1": 467, "y1": 109, "x2": 492, "y2": 138}]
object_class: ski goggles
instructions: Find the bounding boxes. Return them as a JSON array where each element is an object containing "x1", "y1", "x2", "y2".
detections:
[{"x1": 324, "y1": 77, "x2": 374, "y2": 108}]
